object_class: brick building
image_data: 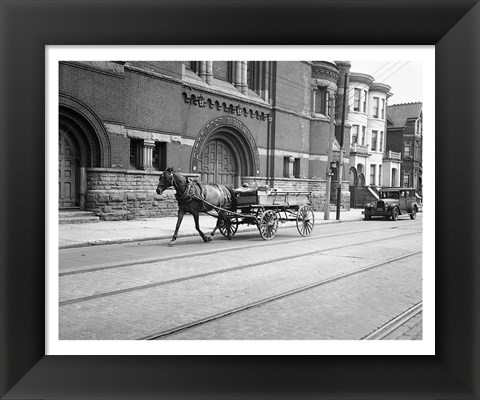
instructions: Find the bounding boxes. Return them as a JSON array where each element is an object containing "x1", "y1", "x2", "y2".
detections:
[
  {"x1": 59, "y1": 61, "x2": 355, "y2": 220},
  {"x1": 386, "y1": 102, "x2": 423, "y2": 194}
]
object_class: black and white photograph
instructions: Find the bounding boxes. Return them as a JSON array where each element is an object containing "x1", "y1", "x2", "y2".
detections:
[
  {"x1": 51, "y1": 48, "x2": 433, "y2": 352},
  {"x1": 3, "y1": 1, "x2": 480, "y2": 399}
]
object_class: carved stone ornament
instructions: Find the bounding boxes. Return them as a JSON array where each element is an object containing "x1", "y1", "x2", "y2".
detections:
[{"x1": 190, "y1": 116, "x2": 260, "y2": 175}]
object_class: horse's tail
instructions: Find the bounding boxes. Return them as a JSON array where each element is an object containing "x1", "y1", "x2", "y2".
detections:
[{"x1": 227, "y1": 187, "x2": 237, "y2": 212}]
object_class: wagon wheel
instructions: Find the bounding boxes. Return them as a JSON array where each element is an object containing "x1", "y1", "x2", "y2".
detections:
[
  {"x1": 296, "y1": 204, "x2": 315, "y2": 237},
  {"x1": 218, "y1": 212, "x2": 238, "y2": 239},
  {"x1": 258, "y1": 210, "x2": 278, "y2": 240}
]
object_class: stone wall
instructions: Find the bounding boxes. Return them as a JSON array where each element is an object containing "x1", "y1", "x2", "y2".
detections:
[
  {"x1": 329, "y1": 181, "x2": 351, "y2": 210},
  {"x1": 85, "y1": 169, "x2": 347, "y2": 221},
  {"x1": 85, "y1": 168, "x2": 200, "y2": 220}
]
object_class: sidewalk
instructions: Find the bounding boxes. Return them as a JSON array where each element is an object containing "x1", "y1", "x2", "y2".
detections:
[{"x1": 59, "y1": 209, "x2": 365, "y2": 249}]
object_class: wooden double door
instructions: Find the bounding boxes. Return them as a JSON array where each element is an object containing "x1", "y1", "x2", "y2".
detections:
[
  {"x1": 198, "y1": 140, "x2": 238, "y2": 188},
  {"x1": 59, "y1": 128, "x2": 79, "y2": 208}
]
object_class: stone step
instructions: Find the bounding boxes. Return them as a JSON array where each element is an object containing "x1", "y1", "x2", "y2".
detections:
[{"x1": 59, "y1": 210, "x2": 100, "y2": 224}]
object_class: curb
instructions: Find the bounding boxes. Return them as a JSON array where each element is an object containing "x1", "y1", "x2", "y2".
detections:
[{"x1": 59, "y1": 217, "x2": 364, "y2": 250}]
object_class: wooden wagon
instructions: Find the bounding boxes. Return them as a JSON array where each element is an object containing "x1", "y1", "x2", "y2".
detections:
[{"x1": 215, "y1": 186, "x2": 315, "y2": 240}]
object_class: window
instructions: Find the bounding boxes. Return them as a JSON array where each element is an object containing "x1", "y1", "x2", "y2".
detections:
[
  {"x1": 379, "y1": 131, "x2": 384, "y2": 152},
  {"x1": 403, "y1": 174, "x2": 410, "y2": 187},
  {"x1": 326, "y1": 91, "x2": 331, "y2": 117},
  {"x1": 370, "y1": 164, "x2": 376, "y2": 185},
  {"x1": 404, "y1": 141, "x2": 412, "y2": 157},
  {"x1": 153, "y1": 142, "x2": 167, "y2": 171},
  {"x1": 247, "y1": 61, "x2": 256, "y2": 90},
  {"x1": 283, "y1": 157, "x2": 300, "y2": 178},
  {"x1": 227, "y1": 61, "x2": 235, "y2": 84},
  {"x1": 190, "y1": 61, "x2": 200, "y2": 74},
  {"x1": 351, "y1": 125, "x2": 359, "y2": 144},
  {"x1": 353, "y1": 89, "x2": 361, "y2": 111},
  {"x1": 363, "y1": 90, "x2": 367, "y2": 112},
  {"x1": 416, "y1": 117, "x2": 422, "y2": 134},
  {"x1": 361, "y1": 126, "x2": 366, "y2": 145},
  {"x1": 283, "y1": 157, "x2": 289, "y2": 178},
  {"x1": 381, "y1": 99, "x2": 385, "y2": 119},
  {"x1": 293, "y1": 158, "x2": 300, "y2": 178},
  {"x1": 373, "y1": 97, "x2": 379, "y2": 118},
  {"x1": 371, "y1": 130, "x2": 378, "y2": 151},
  {"x1": 130, "y1": 139, "x2": 142, "y2": 169},
  {"x1": 378, "y1": 165, "x2": 382, "y2": 186},
  {"x1": 313, "y1": 87, "x2": 329, "y2": 115}
]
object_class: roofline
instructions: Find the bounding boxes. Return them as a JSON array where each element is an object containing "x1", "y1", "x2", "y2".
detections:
[{"x1": 387, "y1": 101, "x2": 423, "y2": 107}]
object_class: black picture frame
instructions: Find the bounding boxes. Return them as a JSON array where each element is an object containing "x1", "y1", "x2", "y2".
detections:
[{"x1": 1, "y1": 0, "x2": 479, "y2": 399}]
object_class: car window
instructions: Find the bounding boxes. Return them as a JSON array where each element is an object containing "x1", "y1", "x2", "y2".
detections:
[{"x1": 381, "y1": 191, "x2": 398, "y2": 199}]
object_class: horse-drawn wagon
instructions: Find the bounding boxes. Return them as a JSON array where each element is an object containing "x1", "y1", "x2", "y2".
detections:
[
  {"x1": 217, "y1": 186, "x2": 315, "y2": 240},
  {"x1": 156, "y1": 168, "x2": 315, "y2": 245}
]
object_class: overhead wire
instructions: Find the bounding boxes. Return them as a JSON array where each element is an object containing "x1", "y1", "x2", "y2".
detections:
[{"x1": 271, "y1": 60, "x2": 408, "y2": 110}]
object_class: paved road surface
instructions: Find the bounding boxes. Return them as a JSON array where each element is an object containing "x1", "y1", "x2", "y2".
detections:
[{"x1": 59, "y1": 217, "x2": 423, "y2": 341}]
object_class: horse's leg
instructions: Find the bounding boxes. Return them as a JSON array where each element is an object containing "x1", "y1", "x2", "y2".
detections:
[
  {"x1": 210, "y1": 211, "x2": 223, "y2": 237},
  {"x1": 192, "y1": 212, "x2": 212, "y2": 243},
  {"x1": 168, "y1": 208, "x2": 185, "y2": 246},
  {"x1": 210, "y1": 223, "x2": 218, "y2": 237}
]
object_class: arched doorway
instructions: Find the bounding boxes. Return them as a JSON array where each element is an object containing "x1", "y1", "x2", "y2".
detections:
[
  {"x1": 198, "y1": 139, "x2": 238, "y2": 187},
  {"x1": 349, "y1": 166, "x2": 358, "y2": 186},
  {"x1": 392, "y1": 168, "x2": 398, "y2": 187},
  {"x1": 59, "y1": 97, "x2": 110, "y2": 210},
  {"x1": 358, "y1": 173, "x2": 366, "y2": 187},
  {"x1": 349, "y1": 166, "x2": 358, "y2": 208},
  {"x1": 191, "y1": 117, "x2": 260, "y2": 188},
  {"x1": 59, "y1": 128, "x2": 80, "y2": 208}
]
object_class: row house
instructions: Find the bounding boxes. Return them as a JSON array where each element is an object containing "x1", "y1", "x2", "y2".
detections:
[
  {"x1": 344, "y1": 71, "x2": 394, "y2": 208},
  {"x1": 386, "y1": 102, "x2": 423, "y2": 195}
]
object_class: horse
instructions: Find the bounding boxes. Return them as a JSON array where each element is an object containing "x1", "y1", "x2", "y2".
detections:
[{"x1": 156, "y1": 167, "x2": 237, "y2": 246}]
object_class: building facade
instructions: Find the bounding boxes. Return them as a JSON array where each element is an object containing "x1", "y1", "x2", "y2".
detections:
[
  {"x1": 386, "y1": 102, "x2": 423, "y2": 194},
  {"x1": 344, "y1": 71, "x2": 394, "y2": 207},
  {"x1": 58, "y1": 61, "x2": 355, "y2": 220}
]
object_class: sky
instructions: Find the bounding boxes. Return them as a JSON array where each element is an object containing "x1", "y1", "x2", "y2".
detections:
[{"x1": 350, "y1": 61, "x2": 423, "y2": 105}]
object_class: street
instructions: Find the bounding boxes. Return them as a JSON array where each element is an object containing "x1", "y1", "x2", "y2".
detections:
[{"x1": 59, "y1": 216, "x2": 423, "y2": 340}]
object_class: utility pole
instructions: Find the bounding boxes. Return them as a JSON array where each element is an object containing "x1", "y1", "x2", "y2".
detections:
[
  {"x1": 324, "y1": 92, "x2": 335, "y2": 220},
  {"x1": 336, "y1": 73, "x2": 347, "y2": 220}
]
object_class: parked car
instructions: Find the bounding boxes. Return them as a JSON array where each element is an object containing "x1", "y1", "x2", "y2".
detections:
[{"x1": 364, "y1": 188, "x2": 420, "y2": 221}]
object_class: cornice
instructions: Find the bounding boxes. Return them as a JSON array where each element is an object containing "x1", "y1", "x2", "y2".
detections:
[
  {"x1": 349, "y1": 72, "x2": 375, "y2": 86},
  {"x1": 370, "y1": 81, "x2": 392, "y2": 95},
  {"x1": 311, "y1": 61, "x2": 340, "y2": 83}
]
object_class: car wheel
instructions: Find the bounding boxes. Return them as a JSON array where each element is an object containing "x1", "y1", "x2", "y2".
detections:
[
  {"x1": 364, "y1": 210, "x2": 372, "y2": 220},
  {"x1": 391, "y1": 207, "x2": 399, "y2": 221},
  {"x1": 410, "y1": 206, "x2": 417, "y2": 220}
]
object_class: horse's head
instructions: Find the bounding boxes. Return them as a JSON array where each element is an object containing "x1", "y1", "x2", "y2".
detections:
[{"x1": 156, "y1": 167, "x2": 176, "y2": 195}]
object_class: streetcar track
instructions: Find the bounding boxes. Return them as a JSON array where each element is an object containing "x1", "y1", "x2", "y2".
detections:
[
  {"x1": 60, "y1": 223, "x2": 422, "y2": 277},
  {"x1": 60, "y1": 231, "x2": 422, "y2": 307},
  {"x1": 362, "y1": 302, "x2": 423, "y2": 340},
  {"x1": 138, "y1": 251, "x2": 422, "y2": 340}
]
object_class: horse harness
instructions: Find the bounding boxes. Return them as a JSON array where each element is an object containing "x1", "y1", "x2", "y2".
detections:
[{"x1": 164, "y1": 171, "x2": 232, "y2": 213}]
